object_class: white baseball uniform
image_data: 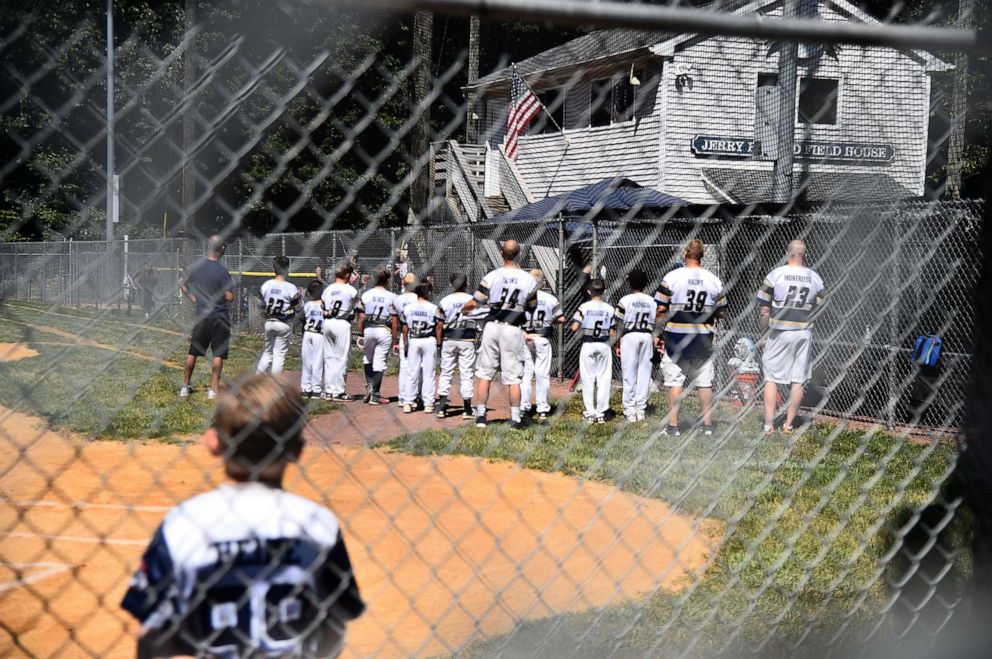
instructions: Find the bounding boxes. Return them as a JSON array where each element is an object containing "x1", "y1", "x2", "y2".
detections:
[
  {"x1": 300, "y1": 299, "x2": 325, "y2": 395},
  {"x1": 521, "y1": 291, "x2": 564, "y2": 413},
  {"x1": 402, "y1": 299, "x2": 440, "y2": 405},
  {"x1": 757, "y1": 265, "x2": 825, "y2": 384},
  {"x1": 436, "y1": 291, "x2": 477, "y2": 401},
  {"x1": 616, "y1": 291, "x2": 658, "y2": 417},
  {"x1": 393, "y1": 290, "x2": 419, "y2": 404},
  {"x1": 321, "y1": 282, "x2": 358, "y2": 396},
  {"x1": 473, "y1": 267, "x2": 538, "y2": 385},
  {"x1": 256, "y1": 279, "x2": 299, "y2": 375},
  {"x1": 573, "y1": 299, "x2": 615, "y2": 418},
  {"x1": 357, "y1": 287, "x2": 396, "y2": 374},
  {"x1": 655, "y1": 266, "x2": 727, "y2": 389}
]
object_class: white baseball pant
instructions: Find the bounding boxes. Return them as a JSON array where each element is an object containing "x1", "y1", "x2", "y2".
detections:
[
  {"x1": 437, "y1": 339, "x2": 475, "y2": 400},
  {"x1": 300, "y1": 331, "x2": 324, "y2": 394},
  {"x1": 521, "y1": 335, "x2": 553, "y2": 413},
  {"x1": 407, "y1": 337, "x2": 437, "y2": 404},
  {"x1": 398, "y1": 333, "x2": 417, "y2": 404},
  {"x1": 580, "y1": 342, "x2": 612, "y2": 417},
  {"x1": 257, "y1": 319, "x2": 292, "y2": 375},
  {"x1": 363, "y1": 326, "x2": 392, "y2": 372},
  {"x1": 620, "y1": 332, "x2": 654, "y2": 417},
  {"x1": 322, "y1": 318, "x2": 351, "y2": 396}
]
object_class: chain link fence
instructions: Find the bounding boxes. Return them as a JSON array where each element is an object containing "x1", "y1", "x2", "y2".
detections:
[{"x1": 0, "y1": 0, "x2": 989, "y2": 657}]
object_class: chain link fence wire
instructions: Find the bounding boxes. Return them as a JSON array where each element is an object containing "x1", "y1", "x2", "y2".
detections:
[{"x1": 0, "y1": 0, "x2": 988, "y2": 657}]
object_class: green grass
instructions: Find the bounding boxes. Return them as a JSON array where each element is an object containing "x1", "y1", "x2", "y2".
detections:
[
  {"x1": 388, "y1": 391, "x2": 969, "y2": 657},
  {"x1": 0, "y1": 300, "x2": 337, "y2": 439}
]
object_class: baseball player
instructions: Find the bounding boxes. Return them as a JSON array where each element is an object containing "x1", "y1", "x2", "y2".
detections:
[
  {"x1": 461, "y1": 240, "x2": 538, "y2": 429},
  {"x1": 400, "y1": 283, "x2": 442, "y2": 414},
  {"x1": 320, "y1": 263, "x2": 358, "y2": 401},
  {"x1": 654, "y1": 239, "x2": 727, "y2": 436},
  {"x1": 615, "y1": 268, "x2": 659, "y2": 422},
  {"x1": 122, "y1": 373, "x2": 365, "y2": 657},
  {"x1": 521, "y1": 270, "x2": 565, "y2": 421},
  {"x1": 356, "y1": 268, "x2": 397, "y2": 405},
  {"x1": 256, "y1": 255, "x2": 301, "y2": 376},
  {"x1": 393, "y1": 272, "x2": 419, "y2": 409},
  {"x1": 435, "y1": 272, "x2": 478, "y2": 419},
  {"x1": 300, "y1": 280, "x2": 325, "y2": 398},
  {"x1": 757, "y1": 240, "x2": 825, "y2": 433},
  {"x1": 571, "y1": 278, "x2": 615, "y2": 423}
]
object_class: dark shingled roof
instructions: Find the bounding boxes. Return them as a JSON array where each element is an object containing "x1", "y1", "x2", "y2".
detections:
[
  {"x1": 467, "y1": 1, "x2": 756, "y2": 90},
  {"x1": 701, "y1": 168, "x2": 916, "y2": 203}
]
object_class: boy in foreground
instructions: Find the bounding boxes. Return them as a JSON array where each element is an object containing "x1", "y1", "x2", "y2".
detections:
[
  {"x1": 122, "y1": 373, "x2": 365, "y2": 658},
  {"x1": 571, "y1": 278, "x2": 615, "y2": 423}
]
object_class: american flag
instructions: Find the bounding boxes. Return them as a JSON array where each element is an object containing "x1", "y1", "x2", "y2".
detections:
[{"x1": 503, "y1": 71, "x2": 542, "y2": 160}]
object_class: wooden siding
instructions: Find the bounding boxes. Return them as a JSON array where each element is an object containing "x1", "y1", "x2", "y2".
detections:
[{"x1": 662, "y1": 2, "x2": 931, "y2": 202}]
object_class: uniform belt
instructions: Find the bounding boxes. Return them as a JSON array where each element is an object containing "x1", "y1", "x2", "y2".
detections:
[
  {"x1": 625, "y1": 328, "x2": 652, "y2": 334},
  {"x1": 527, "y1": 327, "x2": 553, "y2": 338},
  {"x1": 582, "y1": 336, "x2": 610, "y2": 343},
  {"x1": 444, "y1": 329, "x2": 477, "y2": 340},
  {"x1": 410, "y1": 333, "x2": 435, "y2": 339},
  {"x1": 266, "y1": 316, "x2": 293, "y2": 322},
  {"x1": 305, "y1": 329, "x2": 322, "y2": 334}
]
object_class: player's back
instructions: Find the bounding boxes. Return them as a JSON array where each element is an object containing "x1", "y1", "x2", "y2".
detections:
[
  {"x1": 480, "y1": 267, "x2": 538, "y2": 325},
  {"x1": 302, "y1": 299, "x2": 324, "y2": 333},
  {"x1": 321, "y1": 283, "x2": 358, "y2": 320},
  {"x1": 439, "y1": 292, "x2": 477, "y2": 337},
  {"x1": 403, "y1": 300, "x2": 440, "y2": 338},
  {"x1": 575, "y1": 300, "x2": 616, "y2": 341},
  {"x1": 260, "y1": 279, "x2": 299, "y2": 321},
  {"x1": 617, "y1": 292, "x2": 657, "y2": 332},
  {"x1": 122, "y1": 484, "x2": 364, "y2": 657},
  {"x1": 526, "y1": 291, "x2": 562, "y2": 336},
  {"x1": 656, "y1": 266, "x2": 725, "y2": 331},
  {"x1": 760, "y1": 265, "x2": 825, "y2": 331},
  {"x1": 393, "y1": 290, "x2": 418, "y2": 318},
  {"x1": 360, "y1": 287, "x2": 396, "y2": 326}
]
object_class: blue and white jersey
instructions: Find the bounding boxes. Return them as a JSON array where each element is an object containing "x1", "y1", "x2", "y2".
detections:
[
  {"x1": 572, "y1": 300, "x2": 616, "y2": 343},
  {"x1": 392, "y1": 291, "x2": 418, "y2": 327},
  {"x1": 524, "y1": 291, "x2": 564, "y2": 338},
  {"x1": 302, "y1": 300, "x2": 324, "y2": 333},
  {"x1": 438, "y1": 292, "x2": 478, "y2": 341},
  {"x1": 259, "y1": 279, "x2": 300, "y2": 322},
  {"x1": 402, "y1": 300, "x2": 440, "y2": 339},
  {"x1": 615, "y1": 292, "x2": 658, "y2": 334},
  {"x1": 121, "y1": 484, "x2": 365, "y2": 658},
  {"x1": 357, "y1": 287, "x2": 397, "y2": 327},
  {"x1": 654, "y1": 266, "x2": 726, "y2": 360},
  {"x1": 321, "y1": 283, "x2": 358, "y2": 322},
  {"x1": 473, "y1": 267, "x2": 538, "y2": 326}
]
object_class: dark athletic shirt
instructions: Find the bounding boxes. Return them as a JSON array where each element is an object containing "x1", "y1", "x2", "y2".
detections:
[{"x1": 184, "y1": 259, "x2": 233, "y2": 319}]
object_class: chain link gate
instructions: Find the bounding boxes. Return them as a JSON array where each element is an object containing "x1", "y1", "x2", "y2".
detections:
[{"x1": 0, "y1": 0, "x2": 988, "y2": 657}]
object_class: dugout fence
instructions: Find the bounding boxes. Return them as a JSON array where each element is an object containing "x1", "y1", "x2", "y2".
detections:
[{"x1": 0, "y1": 0, "x2": 989, "y2": 657}]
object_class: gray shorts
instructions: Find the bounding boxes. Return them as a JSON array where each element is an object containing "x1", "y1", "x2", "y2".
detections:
[
  {"x1": 660, "y1": 352, "x2": 714, "y2": 388},
  {"x1": 475, "y1": 322, "x2": 526, "y2": 385},
  {"x1": 763, "y1": 329, "x2": 812, "y2": 384}
]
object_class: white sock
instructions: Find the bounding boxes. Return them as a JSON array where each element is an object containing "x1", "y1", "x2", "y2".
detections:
[
  {"x1": 476, "y1": 405, "x2": 487, "y2": 417},
  {"x1": 510, "y1": 406, "x2": 521, "y2": 423}
]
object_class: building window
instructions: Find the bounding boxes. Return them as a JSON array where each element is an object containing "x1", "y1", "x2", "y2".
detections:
[
  {"x1": 528, "y1": 87, "x2": 564, "y2": 135},
  {"x1": 798, "y1": 78, "x2": 838, "y2": 125},
  {"x1": 590, "y1": 76, "x2": 635, "y2": 127},
  {"x1": 757, "y1": 72, "x2": 778, "y2": 88}
]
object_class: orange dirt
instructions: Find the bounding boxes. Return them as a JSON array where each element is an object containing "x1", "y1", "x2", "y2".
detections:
[
  {"x1": 0, "y1": 405, "x2": 721, "y2": 658},
  {"x1": 0, "y1": 343, "x2": 39, "y2": 363}
]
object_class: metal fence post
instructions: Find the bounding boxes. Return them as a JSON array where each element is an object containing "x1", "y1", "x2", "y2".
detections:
[
  {"x1": 887, "y1": 212, "x2": 901, "y2": 430},
  {"x1": 558, "y1": 217, "x2": 565, "y2": 382}
]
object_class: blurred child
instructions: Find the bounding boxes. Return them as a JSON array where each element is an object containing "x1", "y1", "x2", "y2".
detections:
[
  {"x1": 257, "y1": 255, "x2": 300, "y2": 375},
  {"x1": 122, "y1": 373, "x2": 365, "y2": 658},
  {"x1": 614, "y1": 269, "x2": 659, "y2": 422}
]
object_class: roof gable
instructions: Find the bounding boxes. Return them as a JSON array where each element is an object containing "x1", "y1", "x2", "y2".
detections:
[{"x1": 466, "y1": 0, "x2": 950, "y2": 91}]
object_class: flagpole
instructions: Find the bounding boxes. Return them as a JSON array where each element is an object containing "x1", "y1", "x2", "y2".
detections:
[{"x1": 513, "y1": 64, "x2": 569, "y2": 143}]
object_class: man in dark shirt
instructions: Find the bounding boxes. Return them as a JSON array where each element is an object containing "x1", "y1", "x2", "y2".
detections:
[{"x1": 178, "y1": 235, "x2": 235, "y2": 400}]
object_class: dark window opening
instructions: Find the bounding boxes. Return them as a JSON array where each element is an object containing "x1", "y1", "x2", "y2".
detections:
[
  {"x1": 590, "y1": 79, "x2": 613, "y2": 127},
  {"x1": 757, "y1": 72, "x2": 778, "y2": 88},
  {"x1": 529, "y1": 87, "x2": 565, "y2": 135},
  {"x1": 798, "y1": 78, "x2": 838, "y2": 125}
]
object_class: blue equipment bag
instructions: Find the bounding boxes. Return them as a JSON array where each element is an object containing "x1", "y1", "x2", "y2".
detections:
[{"x1": 910, "y1": 334, "x2": 942, "y2": 371}]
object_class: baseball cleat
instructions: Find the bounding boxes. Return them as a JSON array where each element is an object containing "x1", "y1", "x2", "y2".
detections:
[
  {"x1": 702, "y1": 425, "x2": 714, "y2": 436},
  {"x1": 403, "y1": 404, "x2": 413, "y2": 414},
  {"x1": 595, "y1": 416, "x2": 606, "y2": 424},
  {"x1": 332, "y1": 393, "x2": 350, "y2": 402},
  {"x1": 423, "y1": 405, "x2": 434, "y2": 415},
  {"x1": 475, "y1": 414, "x2": 487, "y2": 428},
  {"x1": 207, "y1": 388, "x2": 218, "y2": 400},
  {"x1": 179, "y1": 385, "x2": 191, "y2": 398},
  {"x1": 662, "y1": 425, "x2": 681, "y2": 436},
  {"x1": 461, "y1": 408, "x2": 474, "y2": 420},
  {"x1": 368, "y1": 394, "x2": 381, "y2": 406}
]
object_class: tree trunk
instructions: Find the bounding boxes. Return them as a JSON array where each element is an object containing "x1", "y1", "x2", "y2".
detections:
[
  {"x1": 946, "y1": 0, "x2": 972, "y2": 200},
  {"x1": 181, "y1": 0, "x2": 197, "y2": 234},
  {"x1": 409, "y1": 10, "x2": 433, "y2": 225}
]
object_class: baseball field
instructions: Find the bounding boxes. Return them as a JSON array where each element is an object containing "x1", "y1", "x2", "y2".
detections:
[{"x1": 0, "y1": 301, "x2": 962, "y2": 656}]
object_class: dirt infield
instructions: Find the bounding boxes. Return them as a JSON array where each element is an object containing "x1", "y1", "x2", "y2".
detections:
[
  {"x1": 0, "y1": 343, "x2": 39, "y2": 363},
  {"x1": 0, "y1": 401, "x2": 721, "y2": 658}
]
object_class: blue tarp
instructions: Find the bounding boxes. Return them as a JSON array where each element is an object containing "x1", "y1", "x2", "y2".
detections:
[{"x1": 487, "y1": 177, "x2": 689, "y2": 223}]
